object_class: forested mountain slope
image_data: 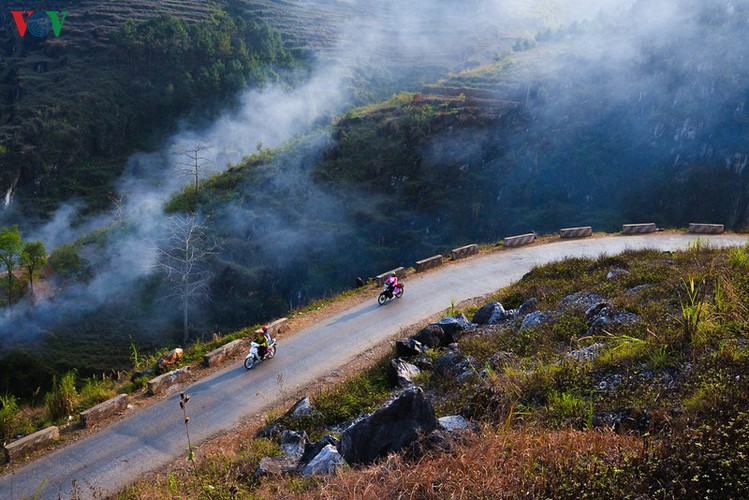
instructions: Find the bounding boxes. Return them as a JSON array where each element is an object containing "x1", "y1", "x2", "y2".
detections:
[{"x1": 0, "y1": 0, "x2": 294, "y2": 219}]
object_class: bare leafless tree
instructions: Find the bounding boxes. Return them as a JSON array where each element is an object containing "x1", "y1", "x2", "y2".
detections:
[
  {"x1": 156, "y1": 216, "x2": 217, "y2": 344},
  {"x1": 173, "y1": 142, "x2": 212, "y2": 192},
  {"x1": 111, "y1": 193, "x2": 126, "y2": 221}
]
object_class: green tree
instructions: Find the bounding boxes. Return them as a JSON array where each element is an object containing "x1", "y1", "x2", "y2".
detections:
[
  {"x1": 0, "y1": 225, "x2": 22, "y2": 306},
  {"x1": 20, "y1": 240, "x2": 47, "y2": 304}
]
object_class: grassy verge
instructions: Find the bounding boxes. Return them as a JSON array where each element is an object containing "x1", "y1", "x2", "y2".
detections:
[{"x1": 120, "y1": 241, "x2": 749, "y2": 498}]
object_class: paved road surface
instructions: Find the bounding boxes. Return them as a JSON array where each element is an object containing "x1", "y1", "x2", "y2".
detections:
[{"x1": 2, "y1": 233, "x2": 747, "y2": 499}]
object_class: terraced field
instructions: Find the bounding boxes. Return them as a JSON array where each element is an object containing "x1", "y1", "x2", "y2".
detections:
[{"x1": 243, "y1": 0, "x2": 529, "y2": 67}]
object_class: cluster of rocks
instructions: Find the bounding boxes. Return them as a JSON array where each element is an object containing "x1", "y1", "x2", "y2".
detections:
[
  {"x1": 391, "y1": 313, "x2": 481, "y2": 388},
  {"x1": 255, "y1": 388, "x2": 474, "y2": 478},
  {"x1": 255, "y1": 283, "x2": 651, "y2": 478}
]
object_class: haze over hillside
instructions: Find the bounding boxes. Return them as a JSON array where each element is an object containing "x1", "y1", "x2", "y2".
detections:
[{"x1": 3, "y1": 0, "x2": 747, "y2": 398}]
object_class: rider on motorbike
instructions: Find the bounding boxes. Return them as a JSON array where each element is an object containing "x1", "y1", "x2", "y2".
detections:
[
  {"x1": 255, "y1": 326, "x2": 271, "y2": 358},
  {"x1": 385, "y1": 272, "x2": 401, "y2": 296}
]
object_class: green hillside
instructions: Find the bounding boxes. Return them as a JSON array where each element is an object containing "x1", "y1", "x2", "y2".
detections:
[
  {"x1": 154, "y1": 0, "x2": 749, "y2": 375},
  {"x1": 0, "y1": 0, "x2": 295, "y2": 219}
]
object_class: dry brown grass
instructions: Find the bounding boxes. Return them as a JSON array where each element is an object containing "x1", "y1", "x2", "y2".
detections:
[{"x1": 256, "y1": 426, "x2": 645, "y2": 499}]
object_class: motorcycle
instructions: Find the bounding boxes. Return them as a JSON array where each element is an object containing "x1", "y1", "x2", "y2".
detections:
[
  {"x1": 378, "y1": 282, "x2": 404, "y2": 305},
  {"x1": 244, "y1": 338, "x2": 277, "y2": 370}
]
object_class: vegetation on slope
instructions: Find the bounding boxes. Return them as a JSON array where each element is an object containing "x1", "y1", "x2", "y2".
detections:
[
  {"x1": 148, "y1": 0, "x2": 749, "y2": 392},
  {"x1": 0, "y1": 1, "x2": 295, "y2": 218},
  {"x1": 122, "y1": 242, "x2": 749, "y2": 498},
  {"x1": 313, "y1": 0, "x2": 749, "y2": 234}
]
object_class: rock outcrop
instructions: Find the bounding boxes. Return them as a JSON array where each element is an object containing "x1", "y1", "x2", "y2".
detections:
[
  {"x1": 339, "y1": 387, "x2": 438, "y2": 465},
  {"x1": 472, "y1": 302, "x2": 507, "y2": 325},
  {"x1": 301, "y1": 444, "x2": 346, "y2": 476},
  {"x1": 388, "y1": 358, "x2": 421, "y2": 387}
]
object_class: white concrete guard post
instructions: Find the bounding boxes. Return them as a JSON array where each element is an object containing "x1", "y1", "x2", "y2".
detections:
[
  {"x1": 622, "y1": 223, "x2": 657, "y2": 235},
  {"x1": 450, "y1": 244, "x2": 480, "y2": 260},
  {"x1": 688, "y1": 223, "x2": 725, "y2": 234},
  {"x1": 254, "y1": 318, "x2": 289, "y2": 338},
  {"x1": 79, "y1": 394, "x2": 129, "y2": 428},
  {"x1": 415, "y1": 255, "x2": 444, "y2": 272},
  {"x1": 376, "y1": 267, "x2": 406, "y2": 286},
  {"x1": 560, "y1": 226, "x2": 593, "y2": 238},
  {"x1": 203, "y1": 338, "x2": 247, "y2": 367},
  {"x1": 3, "y1": 426, "x2": 59, "y2": 463},
  {"x1": 504, "y1": 233, "x2": 536, "y2": 247},
  {"x1": 147, "y1": 367, "x2": 191, "y2": 396}
]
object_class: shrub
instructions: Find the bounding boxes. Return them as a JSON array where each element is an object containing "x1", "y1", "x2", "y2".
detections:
[
  {"x1": 45, "y1": 370, "x2": 79, "y2": 420},
  {"x1": 0, "y1": 393, "x2": 20, "y2": 442},
  {"x1": 48, "y1": 243, "x2": 89, "y2": 279},
  {"x1": 728, "y1": 245, "x2": 749, "y2": 268},
  {"x1": 79, "y1": 376, "x2": 118, "y2": 409},
  {"x1": 544, "y1": 390, "x2": 591, "y2": 428}
]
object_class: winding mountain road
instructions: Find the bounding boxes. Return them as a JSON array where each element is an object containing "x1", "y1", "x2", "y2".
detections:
[{"x1": 2, "y1": 233, "x2": 747, "y2": 499}]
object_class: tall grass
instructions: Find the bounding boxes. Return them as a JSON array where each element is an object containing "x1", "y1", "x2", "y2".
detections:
[
  {"x1": 678, "y1": 277, "x2": 706, "y2": 344},
  {"x1": 45, "y1": 370, "x2": 79, "y2": 421},
  {"x1": 258, "y1": 427, "x2": 646, "y2": 499},
  {"x1": 0, "y1": 393, "x2": 20, "y2": 442},
  {"x1": 79, "y1": 375, "x2": 118, "y2": 409},
  {"x1": 545, "y1": 390, "x2": 591, "y2": 428}
]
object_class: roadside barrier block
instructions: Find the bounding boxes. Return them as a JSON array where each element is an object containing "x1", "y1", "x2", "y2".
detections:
[
  {"x1": 80, "y1": 394, "x2": 129, "y2": 428},
  {"x1": 689, "y1": 223, "x2": 724, "y2": 234},
  {"x1": 415, "y1": 255, "x2": 443, "y2": 273},
  {"x1": 450, "y1": 244, "x2": 479, "y2": 260},
  {"x1": 4, "y1": 426, "x2": 59, "y2": 463},
  {"x1": 504, "y1": 233, "x2": 536, "y2": 247},
  {"x1": 622, "y1": 223, "x2": 656, "y2": 234},
  {"x1": 255, "y1": 318, "x2": 289, "y2": 338},
  {"x1": 204, "y1": 338, "x2": 247, "y2": 367},
  {"x1": 148, "y1": 367, "x2": 191, "y2": 396},
  {"x1": 376, "y1": 267, "x2": 406, "y2": 286},
  {"x1": 560, "y1": 226, "x2": 593, "y2": 238}
]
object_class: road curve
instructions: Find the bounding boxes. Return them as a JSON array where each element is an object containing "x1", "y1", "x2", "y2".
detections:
[{"x1": 2, "y1": 233, "x2": 747, "y2": 499}]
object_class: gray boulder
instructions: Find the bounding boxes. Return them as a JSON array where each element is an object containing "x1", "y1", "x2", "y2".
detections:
[
  {"x1": 561, "y1": 292, "x2": 605, "y2": 312},
  {"x1": 412, "y1": 324, "x2": 447, "y2": 349},
  {"x1": 255, "y1": 456, "x2": 299, "y2": 477},
  {"x1": 520, "y1": 311, "x2": 553, "y2": 330},
  {"x1": 286, "y1": 397, "x2": 314, "y2": 419},
  {"x1": 472, "y1": 302, "x2": 506, "y2": 325},
  {"x1": 585, "y1": 302, "x2": 611, "y2": 321},
  {"x1": 338, "y1": 387, "x2": 438, "y2": 465},
  {"x1": 587, "y1": 306, "x2": 639, "y2": 335},
  {"x1": 607, "y1": 268, "x2": 630, "y2": 280},
  {"x1": 438, "y1": 415, "x2": 473, "y2": 432},
  {"x1": 435, "y1": 314, "x2": 473, "y2": 342},
  {"x1": 567, "y1": 343, "x2": 606, "y2": 362},
  {"x1": 299, "y1": 435, "x2": 339, "y2": 470},
  {"x1": 518, "y1": 297, "x2": 539, "y2": 317},
  {"x1": 388, "y1": 358, "x2": 421, "y2": 387},
  {"x1": 434, "y1": 350, "x2": 478, "y2": 382},
  {"x1": 412, "y1": 355, "x2": 434, "y2": 370},
  {"x1": 301, "y1": 444, "x2": 347, "y2": 477},
  {"x1": 395, "y1": 338, "x2": 424, "y2": 357},
  {"x1": 256, "y1": 421, "x2": 285, "y2": 439},
  {"x1": 280, "y1": 430, "x2": 309, "y2": 457}
]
